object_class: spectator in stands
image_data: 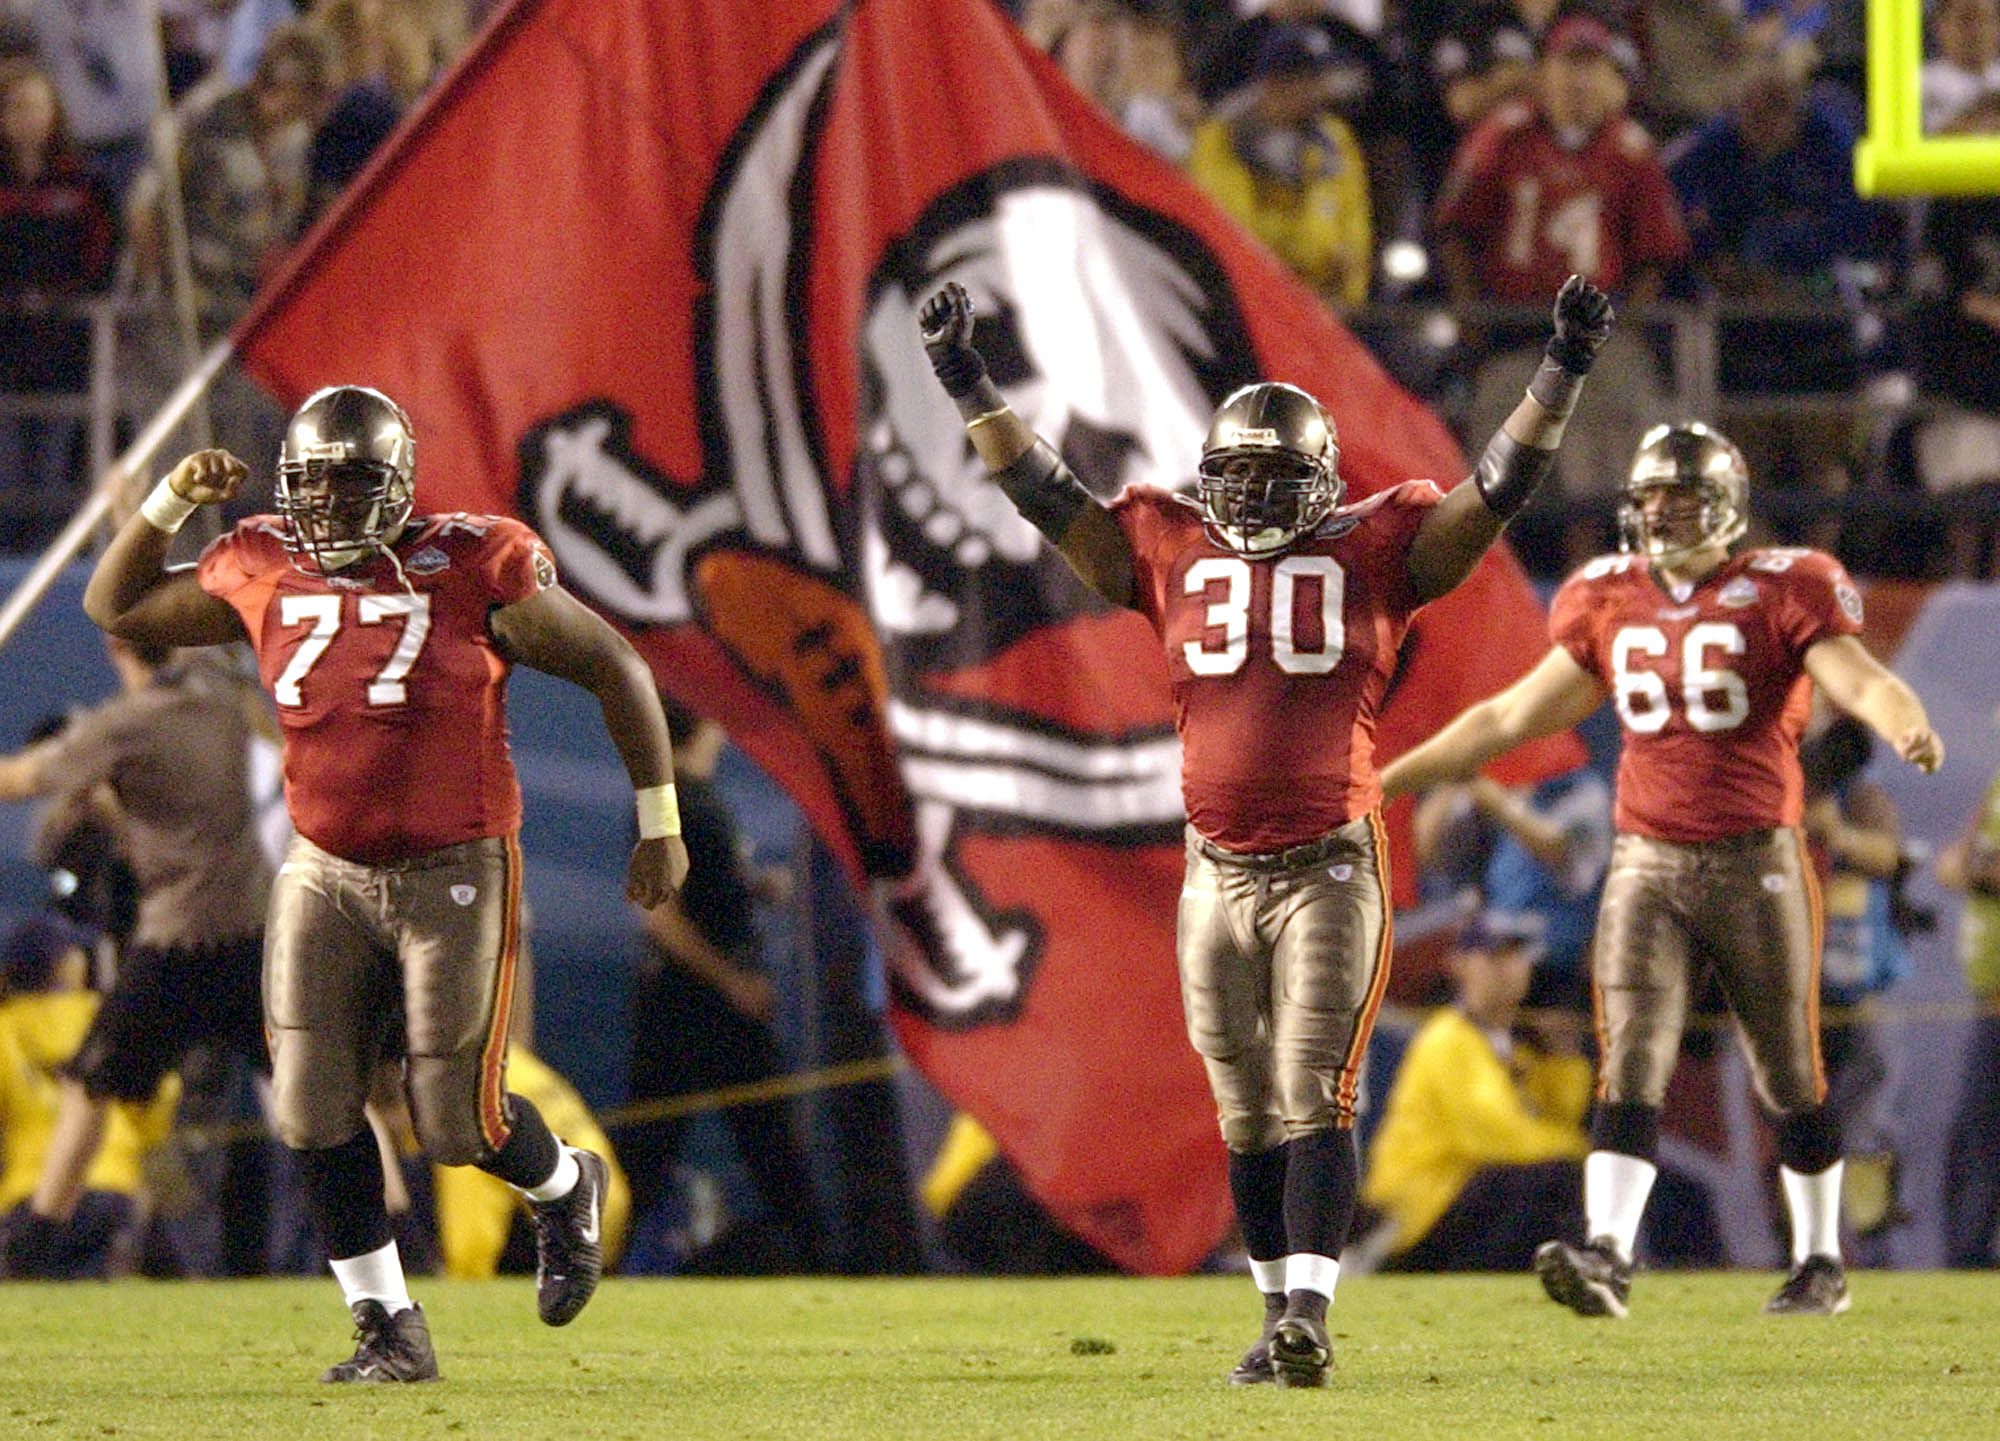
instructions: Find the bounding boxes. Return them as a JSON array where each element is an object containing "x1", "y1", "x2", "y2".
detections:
[
  {"x1": 1187, "y1": 21, "x2": 1374, "y2": 309},
  {"x1": 301, "y1": 0, "x2": 437, "y2": 224},
  {"x1": 1666, "y1": 51, "x2": 1874, "y2": 492},
  {"x1": 1111, "y1": 3, "x2": 1202, "y2": 165},
  {"x1": 1936, "y1": 751, "x2": 2000, "y2": 1268},
  {"x1": 126, "y1": 23, "x2": 330, "y2": 478},
  {"x1": 1923, "y1": 0, "x2": 2000, "y2": 133},
  {"x1": 1187, "y1": 2, "x2": 1415, "y2": 274},
  {"x1": 0, "y1": 55, "x2": 116, "y2": 522},
  {"x1": 1363, "y1": 909, "x2": 1591, "y2": 1271},
  {"x1": 1433, "y1": 12, "x2": 1686, "y2": 576},
  {"x1": 619, "y1": 700, "x2": 826, "y2": 1274},
  {"x1": 0, "y1": 915, "x2": 179, "y2": 1279},
  {"x1": 24, "y1": 0, "x2": 158, "y2": 205},
  {"x1": 1894, "y1": 98, "x2": 2000, "y2": 576}
]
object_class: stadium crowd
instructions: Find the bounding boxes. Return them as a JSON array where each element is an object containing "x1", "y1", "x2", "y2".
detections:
[{"x1": 1, "y1": 0, "x2": 1998, "y2": 1310}]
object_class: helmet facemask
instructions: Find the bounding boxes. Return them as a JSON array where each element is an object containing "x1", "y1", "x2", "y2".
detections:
[
  {"x1": 1198, "y1": 449, "x2": 1340, "y2": 557},
  {"x1": 276, "y1": 457, "x2": 414, "y2": 572}
]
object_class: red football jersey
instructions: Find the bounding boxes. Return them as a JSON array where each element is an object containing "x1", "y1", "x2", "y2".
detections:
[
  {"x1": 1550, "y1": 547, "x2": 1865, "y2": 842},
  {"x1": 1112, "y1": 480, "x2": 1441, "y2": 852},
  {"x1": 198, "y1": 513, "x2": 558, "y2": 863},
  {"x1": 1432, "y1": 101, "x2": 1689, "y2": 302}
]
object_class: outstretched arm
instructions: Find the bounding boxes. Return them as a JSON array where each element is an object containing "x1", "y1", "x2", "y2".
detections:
[
  {"x1": 1803, "y1": 635, "x2": 1944, "y2": 774},
  {"x1": 1379, "y1": 646, "x2": 1607, "y2": 798},
  {"x1": 918, "y1": 283, "x2": 1135, "y2": 607},
  {"x1": 1405, "y1": 276, "x2": 1615, "y2": 604},
  {"x1": 489, "y1": 585, "x2": 690, "y2": 906},
  {"x1": 82, "y1": 449, "x2": 251, "y2": 647}
]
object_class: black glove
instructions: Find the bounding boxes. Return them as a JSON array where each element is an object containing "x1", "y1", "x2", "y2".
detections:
[
  {"x1": 918, "y1": 282, "x2": 989, "y2": 398},
  {"x1": 1546, "y1": 273, "x2": 1614, "y2": 375}
]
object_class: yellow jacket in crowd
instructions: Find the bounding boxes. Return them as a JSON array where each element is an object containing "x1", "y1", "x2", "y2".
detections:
[
  {"x1": 431, "y1": 1047, "x2": 630, "y2": 1278},
  {"x1": 0, "y1": 992, "x2": 178, "y2": 1209},
  {"x1": 1186, "y1": 112, "x2": 1373, "y2": 310},
  {"x1": 1363, "y1": 1009, "x2": 1591, "y2": 1253}
]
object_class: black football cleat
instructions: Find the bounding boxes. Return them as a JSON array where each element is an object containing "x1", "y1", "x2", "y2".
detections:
[
  {"x1": 1535, "y1": 1236, "x2": 1633, "y2": 1319},
  {"x1": 532, "y1": 1148, "x2": 608, "y2": 1326},
  {"x1": 1269, "y1": 1301, "x2": 1331, "y2": 1389},
  {"x1": 1227, "y1": 1293, "x2": 1286, "y2": 1385},
  {"x1": 320, "y1": 1300, "x2": 440, "y2": 1383},
  {"x1": 1228, "y1": 1335, "x2": 1274, "y2": 1386},
  {"x1": 1764, "y1": 1255, "x2": 1850, "y2": 1316}
]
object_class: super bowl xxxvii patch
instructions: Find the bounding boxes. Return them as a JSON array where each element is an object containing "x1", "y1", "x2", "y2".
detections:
[
  {"x1": 406, "y1": 545, "x2": 451, "y2": 575},
  {"x1": 1718, "y1": 576, "x2": 1759, "y2": 608},
  {"x1": 1836, "y1": 580, "x2": 1864, "y2": 623}
]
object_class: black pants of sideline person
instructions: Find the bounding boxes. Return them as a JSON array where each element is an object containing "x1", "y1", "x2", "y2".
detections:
[{"x1": 1382, "y1": 1159, "x2": 1585, "y2": 1272}]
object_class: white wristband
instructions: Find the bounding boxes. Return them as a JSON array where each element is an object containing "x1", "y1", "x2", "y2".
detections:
[
  {"x1": 636, "y1": 783, "x2": 681, "y2": 839},
  {"x1": 139, "y1": 476, "x2": 199, "y2": 534}
]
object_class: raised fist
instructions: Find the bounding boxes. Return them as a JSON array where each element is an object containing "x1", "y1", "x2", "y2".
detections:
[
  {"x1": 165, "y1": 448, "x2": 249, "y2": 506},
  {"x1": 918, "y1": 282, "x2": 987, "y2": 398},
  {"x1": 1548, "y1": 274, "x2": 1614, "y2": 374}
]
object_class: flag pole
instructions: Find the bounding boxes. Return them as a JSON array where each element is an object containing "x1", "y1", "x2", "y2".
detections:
[{"x1": 0, "y1": 338, "x2": 236, "y2": 653}]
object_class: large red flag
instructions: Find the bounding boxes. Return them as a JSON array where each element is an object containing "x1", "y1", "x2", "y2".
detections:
[{"x1": 236, "y1": 0, "x2": 1579, "y2": 1273}]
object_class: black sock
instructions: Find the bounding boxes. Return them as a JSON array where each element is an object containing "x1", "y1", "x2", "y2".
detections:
[
  {"x1": 1776, "y1": 1105, "x2": 1842, "y2": 1175},
  {"x1": 476, "y1": 1093, "x2": 561, "y2": 1190},
  {"x1": 1284, "y1": 1289, "x2": 1329, "y2": 1325},
  {"x1": 297, "y1": 1129, "x2": 392, "y2": 1262},
  {"x1": 1, "y1": 1205, "x2": 62, "y2": 1278},
  {"x1": 1283, "y1": 1128, "x2": 1359, "y2": 1259},
  {"x1": 1590, "y1": 1100, "x2": 1661, "y2": 1162},
  {"x1": 1227, "y1": 1143, "x2": 1290, "y2": 1265}
]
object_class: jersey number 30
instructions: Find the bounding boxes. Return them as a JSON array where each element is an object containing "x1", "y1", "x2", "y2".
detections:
[
  {"x1": 1182, "y1": 556, "x2": 1345, "y2": 676},
  {"x1": 273, "y1": 593, "x2": 433, "y2": 708},
  {"x1": 1611, "y1": 622, "x2": 1748, "y2": 734}
]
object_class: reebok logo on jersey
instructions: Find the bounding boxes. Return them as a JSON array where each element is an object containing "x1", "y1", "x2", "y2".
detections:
[
  {"x1": 1718, "y1": 577, "x2": 1758, "y2": 608},
  {"x1": 406, "y1": 546, "x2": 451, "y2": 576}
]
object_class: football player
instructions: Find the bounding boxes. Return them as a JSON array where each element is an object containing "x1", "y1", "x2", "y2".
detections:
[
  {"x1": 82, "y1": 386, "x2": 690, "y2": 1381},
  {"x1": 919, "y1": 274, "x2": 1614, "y2": 1386},
  {"x1": 1382, "y1": 422, "x2": 1943, "y2": 1319}
]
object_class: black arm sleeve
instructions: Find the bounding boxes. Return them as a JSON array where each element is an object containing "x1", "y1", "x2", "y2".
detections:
[
  {"x1": 1471, "y1": 429, "x2": 1556, "y2": 521},
  {"x1": 993, "y1": 437, "x2": 1095, "y2": 543}
]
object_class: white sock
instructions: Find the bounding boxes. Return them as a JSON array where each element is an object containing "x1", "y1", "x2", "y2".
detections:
[
  {"x1": 1780, "y1": 1162, "x2": 1844, "y2": 1265},
  {"x1": 1284, "y1": 1252, "x2": 1339, "y2": 1300},
  {"x1": 1584, "y1": 1151, "x2": 1658, "y2": 1263},
  {"x1": 329, "y1": 1240, "x2": 413, "y2": 1315},
  {"x1": 520, "y1": 1144, "x2": 581, "y2": 1203},
  {"x1": 1249, "y1": 1257, "x2": 1286, "y2": 1296}
]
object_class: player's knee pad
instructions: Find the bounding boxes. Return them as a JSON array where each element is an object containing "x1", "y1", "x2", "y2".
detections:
[
  {"x1": 1219, "y1": 1110, "x2": 1287, "y2": 1153},
  {"x1": 405, "y1": 1055, "x2": 495, "y2": 1167}
]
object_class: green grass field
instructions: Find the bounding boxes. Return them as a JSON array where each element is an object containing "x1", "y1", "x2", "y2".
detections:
[{"x1": 2, "y1": 1273, "x2": 1995, "y2": 1440}]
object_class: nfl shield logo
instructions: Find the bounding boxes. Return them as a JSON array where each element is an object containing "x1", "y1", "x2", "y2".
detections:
[{"x1": 450, "y1": 884, "x2": 477, "y2": 907}]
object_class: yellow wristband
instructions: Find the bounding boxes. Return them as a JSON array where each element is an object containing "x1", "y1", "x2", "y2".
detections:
[
  {"x1": 636, "y1": 783, "x2": 681, "y2": 839},
  {"x1": 139, "y1": 476, "x2": 199, "y2": 533}
]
